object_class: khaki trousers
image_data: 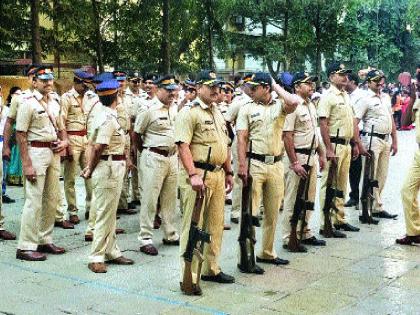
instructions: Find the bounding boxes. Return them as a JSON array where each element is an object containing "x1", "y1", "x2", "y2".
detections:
[
  {"x1": 249, "y1": 159, "x2": 284, "y2": 260},
  {"x1": 63, "y1": 135, "x2": 92, "y2": 215},
  {"x1": 361, "y1": 136, "x2": 391, "y2": 213},
  {"x1": 401, "y1": 149, "x2": 420, "y2": 236},
  {"x1": 282, "y1": 156, "x2": 317, "y2": 244},
  {"x1": 18, "y1": 147, "x2": 60, "y2": 250},
  {"x1": 118, "y1": 171, "x2": 129, "y2": 209},
  {"x1": 179, "y1": 169, "x2": 225, "y2": 283},
  {"x1": 319, "y1": 143, "x2": 351, "y2": 227},
  {"x1": 138, "y1": 150, "x2": 179, "y2": 246},
  {"x1": 89, "y1": 160, "x2": 125, "y2": 263},
  {"x1": 231, "y1": 139, "x2": 241, "y2": 219},
  {"x1": 130, "y1": 149, "x2": 140, "y2": 202}
]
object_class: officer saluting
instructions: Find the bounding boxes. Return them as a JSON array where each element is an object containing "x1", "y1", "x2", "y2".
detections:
[
  {"x1": 81, "y1": 79, "x2": 134, "y2": 273},
  {"x1": 15, "y1": 66, "x2": 69, "y2": 261}
]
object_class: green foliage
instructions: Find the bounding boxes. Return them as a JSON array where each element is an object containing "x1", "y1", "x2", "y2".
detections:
[{"x1": 0, "y1": 0, "x2": 419, "y2": 78}]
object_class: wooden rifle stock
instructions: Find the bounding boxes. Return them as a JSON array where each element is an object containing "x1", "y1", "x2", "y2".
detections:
[
  {"x1": 360, "y1": 126, "x2": 379, "y2": 224},
  {"x1": 288, "y1": 135, "x2": 315, "y2": 252},
  {"x1": 238, "y1": 141, "x2": 261, "y2": 273},
  {"x1": 322, "y1": 129, "x2": 340, "y2": 237},
  {"x1": 181, "y1": 147, "x2": 212, "y2": 295}
]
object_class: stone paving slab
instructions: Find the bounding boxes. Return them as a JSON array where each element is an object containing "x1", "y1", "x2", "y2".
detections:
[{"x1": 0, "y1": 130, "x2": 420, "y2": 314}]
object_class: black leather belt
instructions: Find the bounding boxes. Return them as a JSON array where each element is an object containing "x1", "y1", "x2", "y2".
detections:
[
  {"x1": 361, "y1": 131, "x2": 389, "y2": 140},
  {"x1": 330, "y1": 137, "x2": 350, "y2": 146},
  {"x1": 295, "y1": 148, "x2": 314, "y2": 155},
  {"x1": 194, "y1": 161, "x2": 222, "y2": 172},
  {"x1": 100, "y1": 154, "x2": 126, "y2": 161},
  {"x1": 148, "y1": 147, "x2": 172, "y2": 157},
  {"x1": 247, "y1": 152, "x2": 282, "y2": 164}
]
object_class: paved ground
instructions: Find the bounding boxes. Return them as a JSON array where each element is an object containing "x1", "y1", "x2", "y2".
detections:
[{"x1": 1, "y1": 130, "x2": 420, "y2": 315}]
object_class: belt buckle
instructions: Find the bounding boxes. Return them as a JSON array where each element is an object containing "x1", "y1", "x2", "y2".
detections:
[
  {"x1": 384, "y1": 134, "x2": 390, "y2": 142},
  {"x1": 214, "y1": 165, "x2": 222, "y2": 172},
  {"x1": 264, "y1": 155, "x2": 275, "y2": 164}
]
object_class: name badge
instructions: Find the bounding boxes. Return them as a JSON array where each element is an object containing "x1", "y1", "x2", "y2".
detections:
[
  {"x1": 251, "y1": 112, "x2": 260, "y2": 118},
  {"x1": 204, "y1": 120, "x2": 213, "y2": 125},
  {"x1": 159, "y1": 117, "x2": 168, "y2": 120},
  {"x1": 37, "y1": 110, "x2": 46, "y2": 114}
]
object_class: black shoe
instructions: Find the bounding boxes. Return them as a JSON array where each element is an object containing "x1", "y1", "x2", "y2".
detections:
[
  {"x1": 256, "y1": 256, "x2": 289, "y2": 265},
  {"x1": 85, "y1": 211, "x2": 89, "y2": 220},
  {"x1": 201, "y1": 272, "x2": 235, "y2": 283},
  {"x1": 334, "y1": 223, "x2": 360, "y2": 232},
  {"x1": 359, "y1": 215, "x2": 379, "y2": 225},
  {"x1": 2, "y1": 194, "x2": 15, "y2": 203},
  {"x1": 344, "y1": 198, "x2": 357, "y2": 207},
  {"x1": 372, "y1": 211, "x2": 398, "y2": 219},
  {"x1": 230, "y1": 217, "x2": 239, "y2": 224},
  {"x1": 301, "y1": 236, "x2": 326, "y2": 246},
  {"x1": 225, "y1": 199, "x2": 232, "y2": 205},
  {"x1": 162, "y1": 239, "x2": 180, "y2": 246},
  {"x1": 128, "y1": 201, "x2": 140, "y2": 209},
  {"x1": 237, "y1": 263, "x2": 265, "y2": 274},
  {"x1": 319, "y1": 229, "x2": 347, "y2": 238},
  {"x1": 283, "y1": 243, "x2": 307, "y2": 253}
]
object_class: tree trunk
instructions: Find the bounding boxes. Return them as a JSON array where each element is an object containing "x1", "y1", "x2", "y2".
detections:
[
  {"x1": 91, "y1": 0, "x2": 104, "y2": 72},
  {"x1": 283, "y1": 0, "x2": 290, "y2": 71},
  {"x1": 52, "y1": 0, "x2": 61, "y2": 78},
  {"x1": 30, "y1": 0, "x2": 42, "y2": 63},
  {"x1": 314, "y1": 5, "x2": 321, "y2": 82},
  {"x1": 205, "y1": 0, "x2": 214, "y2": 69},
  {"x1": 160, "y1": 0, "x2": 170, "y2": 73}
]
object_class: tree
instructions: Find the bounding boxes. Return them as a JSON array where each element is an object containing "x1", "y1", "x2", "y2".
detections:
[{"x1": 30, "y1": 0, "x2": 42, "y2": 63}]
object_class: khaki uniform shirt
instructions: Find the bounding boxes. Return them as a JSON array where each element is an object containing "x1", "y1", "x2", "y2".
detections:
[
  {"x1": 175, "y1": 97, "x2": 229, "y2": 166},
  {"x1": 134, "y1": 98, "x2": 177, "y2": 151},
  {"x1": 317, "y1": 84, "x2": 354, "y2": 140},
  {"x1": 236, "y1": 98, "x2": 286, "y2": 156},
  {"x1": 84, "y1": 91, "x2": 101, "y2": 138},
  {"x1": 60, "y1": 88, "x2": 93, "y2": 131},
  {"x1": 354, "y1": 89, "x2": 393, "y2": 135},
  {"x1": 116, "y1": 95, "x2": 131, "y2": 133},
  {"x1": 91, "y1": 106, "x2": 126, "y2": 155},
  {"x1": 226, "y1": 92, "x2": 251, "y2": 123},
  {"x1": 283, "y1": 96, "x2": 319, "y2": 149},
  {"x1": 217, "y1": 102, "x2": 229, "y2": 121},
  {"x1": 9, "y1": 89, "x2": 33, "y2": 120},
  {"x1": 15, "y1": 89, "x2": 61, "y2": 142}
]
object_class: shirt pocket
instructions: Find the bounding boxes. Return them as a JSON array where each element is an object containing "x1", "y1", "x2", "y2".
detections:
[
  {"x1": 32, "y1": 110, "x2": 51, "y2": 129},
  {"x1": 68, "y1": 102, "x2": 83, "y2": 119},
  {"x1": 298, "y1": 113, "x2": 312, "y2": 129},
  {"x1": 200, "y1": 121, "x2": 218, "y2": 143}
]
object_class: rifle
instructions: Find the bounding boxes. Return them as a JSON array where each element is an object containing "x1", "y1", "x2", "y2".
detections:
[
  {"x1": 181, "y1": 147, "x2": 212, "y2": 295},
  {"x1": 359, "y1": 126, "x2": 379, "y2": 224},
  {"x1": 238, "y1": 141, "x2": 263, "y2": 274},
  {"x1": 288, "y1": 135, "x2": 316, "y2": 252},
  {"x1": 322, "y1": 129, "x2": 344, "y2": 237}
]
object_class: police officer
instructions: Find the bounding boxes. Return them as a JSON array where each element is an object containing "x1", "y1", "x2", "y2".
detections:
[
  {"x1": 236, "y1": 72, "x2": 297, "y2": 266},
  {"x1": 60, "y1": 69, "x2": 96, "y2": 224},
  {"x1": 397, "y1": 87, "x2": 420, "y2": 245},
  {"x1": 355, "y1": 69, "x2": 398, "y2": 220},
  {"x1": 15, "y1": 66, "x2": 68, "y2": 261},
  {"x1": 176, "y1": 70, "x2": 235, "y2": 290},
  {"x1": 282, "y1": 72, "x2": 326, "y2": 252},
  {"x1": 81, "y1": 79, "x2": 134, "y2": 273},
  {"x1": 225, "y1": 74, "x2": 253, "y2": 224},
  {"x1": 113, "y1": 71, "x2": 137, "y2": 215},
  {"x1": 318, "y1": 62, "x2": 362, "y2": 237},
  {"x1": 134, "y1": 75, "x2": 180, "y2": 256},
  {"x1": 344, "y1": 73, "x2": 366, "y2": 209}
]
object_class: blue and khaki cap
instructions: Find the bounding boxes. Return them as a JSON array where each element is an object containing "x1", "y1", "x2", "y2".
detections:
[
  {"x1": 112, "y1": 70, "x2": 127, "y2": 81},
  {"x1": 365, "y1": 69, "x2": 385, "y2": 82},
  {"x1": 34, "y1": 66, "x2": 54, "y2": 80},
  {"x1": 327, "y1": 61, "x2": 352, "y2": 76},
  {"x1": 74, "y1": 69, "x2": 94, "y2": 83},
  {"x1": 156, "y1": 75, "x2": 178, "y2": 90},
  {"x1": 93, "y1": 72, "x2": 114, "y2": 84},
  {"x1": 246, "y1": 72, "x2": 272, "y2": 86},
  {"x1": 24, "y1": 64, "x2": 41, "y2": 76},
  {"x1": 96, "y1": 79, "x2": 119, "y2": 96},
  {"x1": 196, "y1": 70, "x2": 220, "y2": 87},
  {"x1": 292, "y1": 72, "x2": 318, "y2": 86}
]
